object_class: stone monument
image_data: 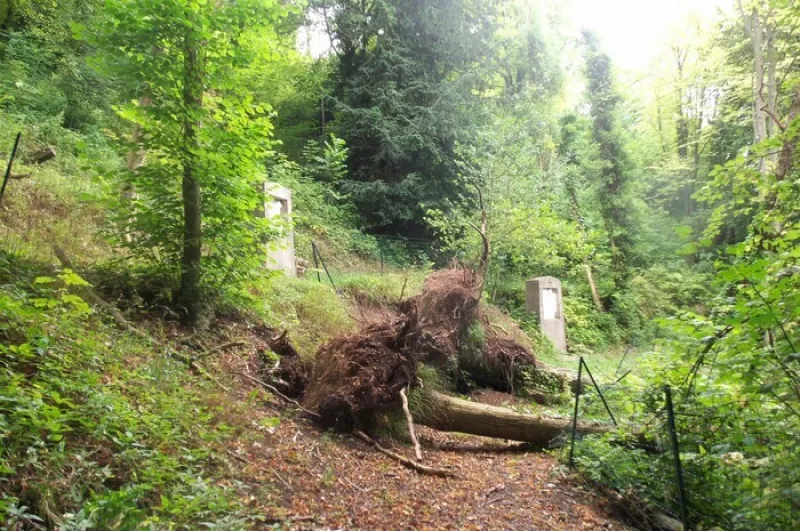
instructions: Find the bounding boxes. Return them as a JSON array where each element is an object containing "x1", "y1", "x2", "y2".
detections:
[
  {"x1": 257, "y1": 182, "x2": 296, "y2": 277},
  {"x1": 526, "y1": 276, "x2": 567, "y2": 352}
]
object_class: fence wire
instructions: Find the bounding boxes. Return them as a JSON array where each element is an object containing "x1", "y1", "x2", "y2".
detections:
[{"x1": 568, "y1": 357, "x2": 799, "y2": 531}]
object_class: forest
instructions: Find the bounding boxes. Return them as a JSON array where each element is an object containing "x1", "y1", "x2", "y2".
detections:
[{"x1": 0, "y1": 0, "x2": 798, "y2": 529}]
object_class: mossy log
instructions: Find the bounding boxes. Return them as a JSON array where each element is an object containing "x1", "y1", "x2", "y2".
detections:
[{"x1": 417, "y1": 391, "x2": 612, "y2": 444}]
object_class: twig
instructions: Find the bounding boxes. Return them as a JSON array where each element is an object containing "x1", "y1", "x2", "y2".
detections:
[
  {"x1": 225, "y1": 448, "x2": 255, "y2": 466},
  {"x1": 191, "y1": 360, "x2": 230, "y2": 392},
  {"x1": 235, "y1": 371, "x2": 320, "y2": 418},
  {"x1": 226, "y1": 450, "x2": 293, "y2": 491},
  {"x1": 271, "y1": 469, "x2": 292, "y2": 490},
  {"x1": 195, "y1": 340, "x2": 245, "y2": 360},
  {"x1": 399, "y1": 386, "x2": 423, "y2": 461},
  {"x1": 353, "y1": 430, "x2": 457, "y2": 478},
  {"x1": 54, "y1": 245, "x2": 147, "y2": 338},
  {"x1": 399, "y1": 277, "x2": 409, "y2": 304}
]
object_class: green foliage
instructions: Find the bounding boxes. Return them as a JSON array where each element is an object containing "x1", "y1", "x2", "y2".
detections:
[
  {"x1": 336, "y1": 271, "x2": 425, "y2": 305},
  {"x1": 581, "y1": 31, "x2": 636, "y2": 294},
  {"x1": 0, "y1": 270, "x2": 251, "y2": 528},
  {"x1": 328, "y1": 0, "x2": 497, "y2": 237},
  {"x1": 241, "y1": 274, "x2": 355, "y2": 357},
  {"x1": 88, "y1": 0, "x2": 294, "y2": 320},
  {"x1": 0, "y1": 0, "x2": 112, "y2": 131}
]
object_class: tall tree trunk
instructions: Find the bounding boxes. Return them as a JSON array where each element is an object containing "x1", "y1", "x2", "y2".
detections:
[
  {"x1": 738, "y1": 2, "x2": 769, "y2": 173},
  {"x1": 775, "y1": 85, "x2": 800, "y2": 181},
  {"x1": 180, "y1": 33, "x2": 203, "y2": 326},
  {"x1": 673, "y1": 46, "x2": 689, "y2": 159},
  {"x1": 584, "y1": 263, "x2": 603, "y2": 312},
  {"x1": 121, "y1": 95, "x2": 151, "y2": 242},
  {"x1": 688, "y1": 85, "x2": 705, "y2": 217},
  {"x1": 765, "y1": 20, "x2": 778, "y2": 165}
]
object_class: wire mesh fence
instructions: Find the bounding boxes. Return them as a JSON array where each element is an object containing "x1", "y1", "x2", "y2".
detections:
[{"x1": 568, "y1": 356, "x2": 800, "y2": 531}]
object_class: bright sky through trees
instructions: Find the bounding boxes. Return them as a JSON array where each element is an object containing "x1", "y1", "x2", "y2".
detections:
[{"x1": 567, "y1": 0, "x2": 732, "y2": 70}]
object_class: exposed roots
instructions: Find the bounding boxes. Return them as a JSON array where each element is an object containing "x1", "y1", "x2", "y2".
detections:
[
  {"x1": 303, "y1": 317, "x2": 422, "y2": 432},
  {"x1": 279, "y1": 265, "x2": 555, "y2": 434}
]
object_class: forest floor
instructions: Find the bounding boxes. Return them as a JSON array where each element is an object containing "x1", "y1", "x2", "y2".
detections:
[{"x1": 216, "y1": 342, "x2": 628, "y2": 531}]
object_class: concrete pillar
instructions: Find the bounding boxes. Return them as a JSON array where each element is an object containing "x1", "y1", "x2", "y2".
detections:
[
  {"x1": 258, "y1": 182, "x2": 296, "y2": 277},
  {"x1": 526, "y1": 276, "x2": 567, "y2": 352}
]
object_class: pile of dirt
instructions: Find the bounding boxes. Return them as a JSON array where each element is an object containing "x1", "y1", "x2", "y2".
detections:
[{"x1": 480, "y1": 335, "x2": 536, "y2": 393}]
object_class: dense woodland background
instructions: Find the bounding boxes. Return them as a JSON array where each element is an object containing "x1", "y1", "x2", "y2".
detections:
[{"x1": 0, "y1": 0, "x2": 799, "y2": 529}]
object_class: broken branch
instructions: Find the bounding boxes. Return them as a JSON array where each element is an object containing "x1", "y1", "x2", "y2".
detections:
[
  {"x1": 399, "y1": 386, "x2": 423, "y2": 461},
  {"x1": 236, "y1": 371, "x2": 321, "y2": 418},
  {"x1": 353, "y1": 430, "x2": 456, "y2": 478}
]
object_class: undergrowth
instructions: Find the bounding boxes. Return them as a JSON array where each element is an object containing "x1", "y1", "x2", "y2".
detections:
[{"x1": 0, "y1": 256, "x2": 256, "y2": 529}]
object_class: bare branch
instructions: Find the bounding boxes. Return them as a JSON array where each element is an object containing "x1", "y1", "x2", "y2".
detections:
[
  {"x1": 399, "y1": 387, "x2": 423, "y2": 461},
  {"x1": 353, "y1": 430, "x2": 456, "y2": 478}
]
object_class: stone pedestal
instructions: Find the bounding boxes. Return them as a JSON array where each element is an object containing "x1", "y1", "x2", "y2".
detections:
[
  {"x1": 526, "y1": 276, "x2": 567, "y2": 352},
  {"x1": 258, "y1": 182, "x2": 295, "y2": 277}
]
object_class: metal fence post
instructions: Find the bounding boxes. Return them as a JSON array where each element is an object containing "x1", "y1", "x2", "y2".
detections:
[
  {"x1": 311, "y1": 242, "x2": 321, "y2": 283},
  {"x1": 0, "y1": 132, "x2": 22, "y2": 206},
  {"x1": 581, "y1": 358, "x2": 617, "y2": 426},
  {"x1": 665, "y1": 385, "x2": 690, "y2": 531},
  {"x1": 568, "y1": 356, "x2": 584, "y2": 468},
  {"x1": 311, "y1": 241, "x2": 337, "y2": 291}
]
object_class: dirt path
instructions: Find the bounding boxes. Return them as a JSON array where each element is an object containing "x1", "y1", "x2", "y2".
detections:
[{"x1": 226, "y1": 413, "x2": 626, "y2": 530}]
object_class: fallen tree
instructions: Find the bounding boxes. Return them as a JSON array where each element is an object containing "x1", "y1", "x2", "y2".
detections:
[
  {"x1": 270, "y1": 195, "x2": 588, "y2": 447},
  {"x1": 417, "y1": 391, "x2": 612, "y2": 444},
  {"x1": 286, "y1": 264, "x2": 604, "y2": 446}
]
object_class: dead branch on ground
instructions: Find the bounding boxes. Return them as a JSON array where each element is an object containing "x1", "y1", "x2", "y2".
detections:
[{"x1": 353, "y1": 430, "x2": 457, "y2": 478}]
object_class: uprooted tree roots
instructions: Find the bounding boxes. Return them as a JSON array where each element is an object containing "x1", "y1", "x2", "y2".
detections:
[
  {"x1": 303, "y1": 317, "x2": 423, "y2": 432},
  {"x1": 269, "y1": 266, "x2": 576, "y2": 437}
]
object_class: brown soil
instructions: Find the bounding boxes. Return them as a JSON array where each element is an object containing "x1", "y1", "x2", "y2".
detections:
[
  {"x1": 170, "y1": 319, "x2": 626, "y2": 530},
  {"x1": 224, "y1": 405, "x2": 628, "y2": 530},
  {"x1": 470, "y1": 388, "x2": 520, "y2": 407}
]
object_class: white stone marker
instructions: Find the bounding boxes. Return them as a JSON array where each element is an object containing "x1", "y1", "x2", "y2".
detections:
[
  {"x1": 526, "y1": 276, "x2": 567, "y2": 352},
  {"x1": 258, "y1": 182, "x2": 296, "y2": 277}
]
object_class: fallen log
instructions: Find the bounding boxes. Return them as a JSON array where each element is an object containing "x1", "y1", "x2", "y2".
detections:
[{"x1": 417, "y1": 391, "x2": 612, "y2": 445}]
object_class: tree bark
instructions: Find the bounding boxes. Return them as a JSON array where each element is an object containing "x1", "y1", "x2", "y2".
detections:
[
  {"x1": 180, "y1": 31, "x2": 204, "y2": 326},
  {"x1": 673, "y1": 46, "x2": 689, "y2": 159},
  {"x1": 417, "y1": 391, "x2": 612, "y2": 444},
  {"x1": 584, "y1": 264, "x2": 604, "y2": 312},
  {"x1": 775, "y1": 85, "x2": 800, "y2": 181},
  {"x1": 765, "y1": 20, "x2": 778, "y2": 163},
  {"x1": 738, "y1": 1, "x2": 769, "y2": 174}
]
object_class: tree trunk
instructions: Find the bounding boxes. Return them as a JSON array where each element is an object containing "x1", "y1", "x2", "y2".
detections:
[
  {"x1": 584, "y1": 263, "x2": 604, "y2": 313},
  {"x1": 775, "y1": 85, "x2": 800, "y2": 181},
  {"x1": 738, "y1": 2, "x2": 769, "y2": 173},
  {"x1": 417, "y1": 391, "x2": 611, "y2": 444},
  {"x1": 765, "y1": 21, "x2": 778, "y2": 164},
  {"x1": 568, "y1": 184, "x2": 604, "y2": 312},
  {"x1": 180, "y1": 32, "x2": 204, "y2": 326}
]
